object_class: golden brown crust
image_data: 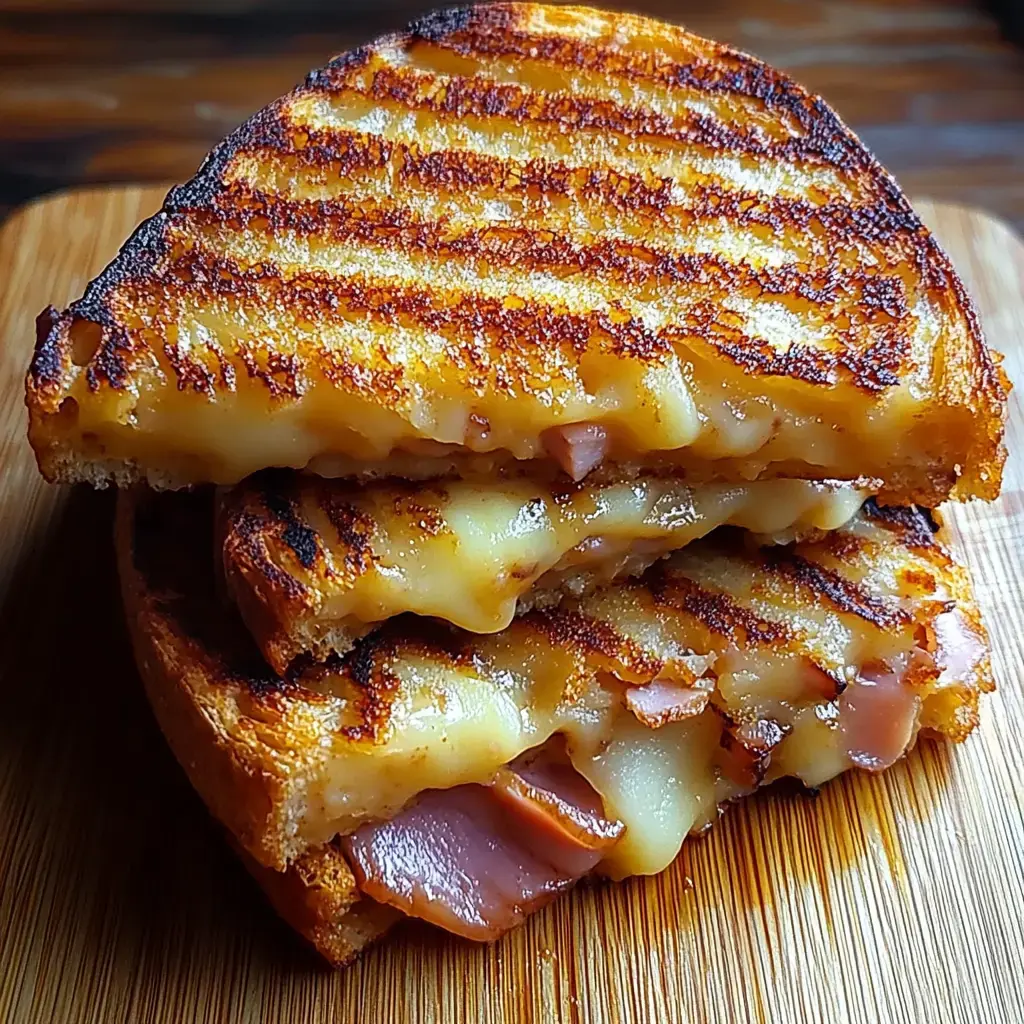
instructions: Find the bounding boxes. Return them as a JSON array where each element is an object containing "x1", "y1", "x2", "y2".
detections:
[
  {"x1": 28, "y1": 3, "x2": 1007, "y2": 501},
  {"x1": 218, "y1": 475, "x2": 373, "y2": 673},
  {"x1": 119, "y1": 486, "x2": 398, "y2": 964},
  {"x1": 116, "y1": 487, "x2": 325, "y2": 869}
]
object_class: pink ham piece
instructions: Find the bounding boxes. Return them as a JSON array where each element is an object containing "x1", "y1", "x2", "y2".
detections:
[
  {"x1": 340, "y1": 740, "x2": 624, "y2": 941},
  {"x1": 541, "y1": 423, "x2": 609, "y2": 481},
  {"x1": 625, "y1": 680, "x2": 711, "y2": 728},
  {"x1": 490, "y1": 741, "x2": 624, "y2": 849},
  {"x1": 839, "y1": 667, "x2": 920, "y2": 771},
  {"x1": 718, "y1": 718, "x2": 788, "y2": 789},
  {"x1": 933, "y1": 609, "x2": 988, "y2": 685},
  {"x1": 802, "y1": 659, "x2": 843, "y2": 701}
]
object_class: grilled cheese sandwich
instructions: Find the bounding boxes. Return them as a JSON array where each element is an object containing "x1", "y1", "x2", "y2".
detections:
[
  {"x1": 119, "y1": 486, "x2": 991, "y2": 884},
  {"x1": 25, "y1": 2, "x2": 1005, "y2": 968},
  {"x1": 26, "y1": 3, "x2": 1007, "y2": 503}
]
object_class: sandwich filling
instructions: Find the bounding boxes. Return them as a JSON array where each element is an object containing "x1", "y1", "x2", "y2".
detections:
[
  {"x1": 119, "y1": 488, "x2": 993, "y2": 944},
  {"x1": 342, "y1": 737, "x2": 625, "y2": 940},
  {"x1": 289, "y1": 503, "x2": 990, "y2": 882},
  {"x1": 220, "y1": 473, "x2": 869, "y2": 674}
]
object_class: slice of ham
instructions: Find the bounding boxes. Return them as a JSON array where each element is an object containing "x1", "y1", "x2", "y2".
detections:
[
  {"x1": 718, "y1": 718, "x2": 788, "y2": 789},
  {"x1": 932, "y1": 609, "x2": 988, "y2": 685},
  {"x1": 625, "y1": 680, "x2": 711, "y2": 728},
  {"x1": 340, "y1": 739, "x2": 624, "y2": 941},
  {"x1": 491, "y1": 742, "x2": 624, "y2": 851},
  {"x1": 838, "y1": 667, "x2": 920, "y2": 772},
  {"x1": 802, "y1": 659, "x2": 843, "y2": 700},
  {"x1": 541, "y1": 423, "x2": 609, "y2": 481},
  {"x1": 836, "y1": 611, "x2": 983, "y2": 771}
]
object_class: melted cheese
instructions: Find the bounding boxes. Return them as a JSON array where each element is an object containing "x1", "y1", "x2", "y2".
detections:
[
  {"x1": 43, "y1": 354, "x2": 961, "y2": 499},
  {"x1": 305, "y1": 649, "x2": 870, "y2": 877},
  {"x1": 308, "y1": 659, "x2": 731, "y2": 878},
  {"x1": 288, "y1": 509, "x2": 989, "y2": 879},
  {"x1": 226, "y1": 475, "x2": 869, "y2": 671}
]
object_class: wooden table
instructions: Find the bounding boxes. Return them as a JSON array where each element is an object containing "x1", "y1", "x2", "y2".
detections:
[
  {"x1": 1, "y1": 187, "x2": 1023, "y2": 1023},
  {"x1": 2, "y1": 0, "x2": 1024, "y2": 230}
]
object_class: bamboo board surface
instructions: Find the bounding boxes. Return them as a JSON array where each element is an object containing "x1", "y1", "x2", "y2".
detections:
[{"x1": 0, "y1": 188, "x2": 1022, "y2": 1024}]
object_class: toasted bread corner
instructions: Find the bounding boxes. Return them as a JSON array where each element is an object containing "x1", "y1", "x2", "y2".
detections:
[{"x1": 235, "y1": 840, "x2": 398, "y2": 967}]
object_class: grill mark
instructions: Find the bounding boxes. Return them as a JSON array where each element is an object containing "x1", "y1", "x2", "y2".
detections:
[
  {"x1": 38, "y1": 219, "x2": 168, "y2": 396},
  {"x1": 163, "y1": 336, "x2": 219, "y2": 398},
  {"x1": 318, "y1": 489, "x2": 377, "y2": 579},
  {"x1": 303, "y1": 46, "x2": 373, "y2": 91},
  {"x1": 226, "y1": 507, "x2": 311, "y2": 604},
  {"x1": 309, "y1": 63, "x2": 866, "y2": 171},
  {"x1": 29, "y1": 307, "x2": 68, "y2": 393},
  {"x1": 527, "y1": 606, "x2": 664, "y2": 679},
  {"x1": 647, "y1": 568, "x2": 793, "y2": 646},
  {"x1": 862, "y1": 500, "x2": 941, "y2": 550},
  {"x1": 260, "y1": 487, "x2": 321, "y2": 570},
  {"x1": 670, "y1": 301, "x2": 912, "y2": 393},
  {"x1": 326, "y1": 632, "x2": 403, "y2": 742},
  {"x1": 424, "y1": 16, "x2": 845, "y2": 141},
  {"x1": 167, "y1": 105, "x2": 291, "y2": 212},
  {"x1": 86, "y1": 325, "x2": 136, "y2": 393},
  {"x1": 765, "y1": 550, "x2": 910, "y2": 631},
  {"x1": 224, "y1": 125, "x2": 921, "y2": 248},
  {"x1": 407, "y1": 4, "x2": 476, "y2": 43},
  {"x1": 187, "y1": 187, "x2": 909, "y2": 321},
  {"x1": 132, "y1": 247, "x2": 672, "y2": 365},
  {"x1": 398, "y1": 140, "x2": 677, "y2": 214},
  {"x1": 237, "y1": 345, "x2": 305, "y2": 400},
  {"x1": 29, "y1": 109, "x2": 280, "y2": 402}
]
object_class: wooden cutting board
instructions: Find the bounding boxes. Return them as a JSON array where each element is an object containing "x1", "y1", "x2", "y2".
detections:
[{"x1": 0, "y1": 188, "x2": 1021, "y2": 1024}]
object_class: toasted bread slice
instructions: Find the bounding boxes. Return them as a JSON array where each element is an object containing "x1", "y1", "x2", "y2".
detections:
[
  {"x1": 118, "y1": 485, "x2": 992, "y2": 879},
  {"x1": 237, "y1": 840, "x2": 399, "y2": 967},
  {"x1": 220, "y1": 471, "x2": 869, "y2": 675},
  {"x1": 32, "y1": 4, "x2": 1005, "y2": 502}
]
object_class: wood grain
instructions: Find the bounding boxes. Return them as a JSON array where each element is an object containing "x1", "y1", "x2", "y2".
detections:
[
  {"x1": 0, "y1": 187, "x2": 1022, "y2": 1023},
  {"x1": 1, "y1": 1, "x2": 1024, "y2": 232}
]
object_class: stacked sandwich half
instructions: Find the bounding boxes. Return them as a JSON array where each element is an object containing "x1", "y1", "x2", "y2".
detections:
[{"x1": 24, "y1": 4, "x2": 1007, "y2": 966}]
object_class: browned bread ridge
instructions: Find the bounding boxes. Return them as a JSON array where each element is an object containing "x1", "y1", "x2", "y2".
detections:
[
  {"x1": 30, "y1": 3, "x2": 1006, "y2": 503},
  {"x1": 117, "y1": 485, "x2": 993, "y2": 883}
]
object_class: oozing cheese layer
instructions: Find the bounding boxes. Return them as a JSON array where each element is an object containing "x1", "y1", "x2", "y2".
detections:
[
  {"x1": 222, "y1": 475, "x2": 869, "y2": 673},
  {"x1": 291, "y1": 510, "x2": 989, "y2": 878},
  {"x1": 305, "y1": 652, "x2": 729, "y2": 878},
  {"x1": 39, "y1": 351, "x2": 983, "y2": 506}
]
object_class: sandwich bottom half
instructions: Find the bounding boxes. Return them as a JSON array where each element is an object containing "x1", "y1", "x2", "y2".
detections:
[{"x1": 116, "y1": 487, "x2": 993, "y2": 967}]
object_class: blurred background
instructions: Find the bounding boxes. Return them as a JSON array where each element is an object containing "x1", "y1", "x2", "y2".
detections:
[{"x1": 0, "y1": 0, "x2": 1022, "y2": 229}]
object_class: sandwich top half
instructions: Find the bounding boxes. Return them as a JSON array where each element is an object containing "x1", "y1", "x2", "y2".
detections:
[{"x1": 25, "y1": 3, "x2": 1007, "y2": 505}]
